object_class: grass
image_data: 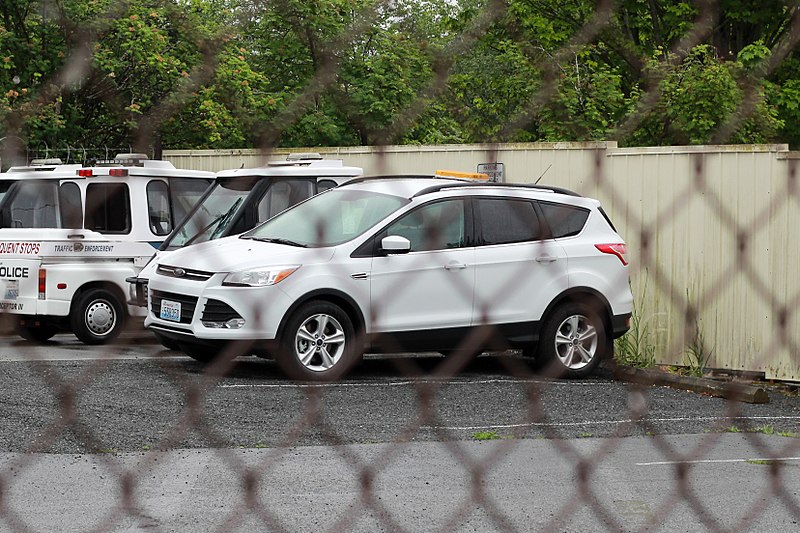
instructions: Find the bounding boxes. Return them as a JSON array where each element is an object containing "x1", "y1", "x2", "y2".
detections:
[
  {"x1": 720, "y1": 425, "x2": 797, "y2": 437},
  {"x1": 578, "y1": 432, "x2": 593, "y2": 438},
  {"x1": 614, "y1": 275, "x2": 658, "y2": 369},
  {"x1": 472, "y1": 430, "x2": 502, "y2": 441},
  {"x1": 746, "y1": 459, "x2": 778, "y2": 466},
  {"x1": 683, "y1": 289, "x2": 714, "y2": 378}
]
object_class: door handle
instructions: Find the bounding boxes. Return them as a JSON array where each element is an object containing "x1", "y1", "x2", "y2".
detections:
[
  {"x1": 444, "y1": 262, "x2": 467, "y2": 270},
  {"x1": 535, "y1": 255, "x2": 558, "y2": 263}
]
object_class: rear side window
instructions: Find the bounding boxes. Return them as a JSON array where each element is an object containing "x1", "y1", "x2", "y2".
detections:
[
  {"x1": 59, "y1": 182, "x2": 83, "y2": 229},
  {"x1": 539, "y1": 202, "x2": 589, "y2": 238},
  {"x1": 85, "y1": 183, "x2": 131, "y2": 233},
  {"x1": 476, "y1": 198, "x2": 541, "y2": 245}
]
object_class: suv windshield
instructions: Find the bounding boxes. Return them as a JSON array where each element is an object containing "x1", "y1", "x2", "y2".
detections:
[{"x1": 243, "y1": 188, "x2": 408, "y2": 247}]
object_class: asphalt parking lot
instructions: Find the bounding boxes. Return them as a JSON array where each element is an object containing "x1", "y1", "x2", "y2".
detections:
[
  {"x1": 1, "y1": 331, "x2": 800, "y2": 531},
  {"x1": 0, "y1": 330, "x2": 799, "y2": 454}
]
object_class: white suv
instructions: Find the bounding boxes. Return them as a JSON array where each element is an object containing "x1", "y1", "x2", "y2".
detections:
[{"x1": 145, "y1": 176, "x2": 633, "y2": 380}]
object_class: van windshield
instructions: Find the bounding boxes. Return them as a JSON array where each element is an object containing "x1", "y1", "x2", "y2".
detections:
[
  {"x1": 243, "y1": 188, "x2": 408, "y2": 247},
  {"x1": 162, "y1": 177, "x2": 316, "y2": 250},
  {"x1": 164, "y1": 177, "x2": 255, "y2": 249}
]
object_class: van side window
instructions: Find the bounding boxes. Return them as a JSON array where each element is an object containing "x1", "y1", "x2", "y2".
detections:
[
  {"x1": 476, "y1": 198, "x2": 540, "y2": 245},
  {"x1": 85, "y1": 183, "x2": 131, "y2": 233},
  {"x1": 147, "y1": 180, "x2": 171, "y2": 235},
  {"x1": 59, "y1": 182, "x2": 83, "y2": 229},
  {"x1": 257, "y1": 180, "x2": 314, "y2": 223},
  {"x1": 384, "y1": 200, "x2": 465, "y2": 252},
  {"x1": 539, "y1": 202, "x2": 589, "y2": 238},
  {"x1": 317, "y1": 179, "x2": 338, "y2": 193}
]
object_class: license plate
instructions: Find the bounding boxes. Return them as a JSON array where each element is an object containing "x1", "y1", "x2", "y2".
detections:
[
  {"x1": 4, "y1": 280, "x2": 18, "y2": 300},
  {"x1": 159, "y1": 299, "x2": 181, "y2": 322}
]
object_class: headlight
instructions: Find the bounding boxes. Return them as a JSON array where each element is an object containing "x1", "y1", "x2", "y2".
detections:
[{"x1": 222, "y1": 266, "x2": 299, "y2": 287}]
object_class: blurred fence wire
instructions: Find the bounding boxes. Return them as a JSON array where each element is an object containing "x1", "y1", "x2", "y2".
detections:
[{"x1": 1, "y1": 0, "x2": 800, "y2": 531}]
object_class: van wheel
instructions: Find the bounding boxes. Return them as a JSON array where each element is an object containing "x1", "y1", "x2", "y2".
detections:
[
  {"x1": 536, "y1": 302, "x2": 608, "y2": 378},
  {"x1": 71, "y1": 289, "x2": 125, "y2": 345},
  {"x1": 276, "y1": 301, "x2": 360, "y2": 381},
  {"x1": 16, "y1": 322, "x2": 59, "y2": 342}
]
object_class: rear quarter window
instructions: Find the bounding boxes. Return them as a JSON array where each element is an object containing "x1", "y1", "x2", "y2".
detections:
[{"x1": 539, "y1": 202, "x2": 589, "y2": 238}]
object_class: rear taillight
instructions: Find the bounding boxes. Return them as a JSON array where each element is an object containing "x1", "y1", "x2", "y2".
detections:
[
  {"x1": 38, "y1": 268, "x2": 46, "y2": 299},
  {"x1": 595, "y1": 243, "x2": 628, "y2": 265}
]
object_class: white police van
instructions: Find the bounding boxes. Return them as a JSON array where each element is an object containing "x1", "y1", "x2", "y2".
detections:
[{"x1": 0, "y1": 154, "x2": 213, "y2": 344}]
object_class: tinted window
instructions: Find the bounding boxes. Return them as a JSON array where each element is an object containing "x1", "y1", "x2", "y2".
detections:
[
  {"x1": 147, "y1": 180, "x2": 171, "y2": 235},
  {"x1": 85, "y1": 183, "x2": 130, "y2": 233},
  {"x1": 59, "y1": 182, "x2": 83, "y2": 229},
  {"x1": 477, "y1": 198, "x2": 540, "y2": 245},
  {"x1": 539, "y1": 202, "x2": 589, "y2": 238},
  {"x1": 384, "y1": 200, "x2": 465, "y2": 252}
]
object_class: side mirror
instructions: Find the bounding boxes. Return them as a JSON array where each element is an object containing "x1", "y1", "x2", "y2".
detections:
[{"x1": 381, "y1": 235, "x2": 411, "y2": 254}]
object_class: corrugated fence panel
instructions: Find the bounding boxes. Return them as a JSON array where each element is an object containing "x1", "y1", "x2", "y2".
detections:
[{"x1": 163, "y1": 143, "x2": 800, "y2": 382}]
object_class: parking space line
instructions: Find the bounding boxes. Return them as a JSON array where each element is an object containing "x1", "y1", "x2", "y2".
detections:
[
  {"x1": 636, "y1": 457, "x2": 800, "y2": 466},
  {"x1": 419, "y1": 416, "x2": 800, "y2": 431}
]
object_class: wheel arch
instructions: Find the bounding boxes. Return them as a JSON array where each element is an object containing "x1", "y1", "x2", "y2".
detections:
[
  {"x1": 70, "y1": 281, "x2": 129, "y2": 317},
  {"x1": 276, "y1": 289, "x2": 366, "y2": 341},
  {"x1": 541, "y1": 287, "x2": 613, "y2": 334}
]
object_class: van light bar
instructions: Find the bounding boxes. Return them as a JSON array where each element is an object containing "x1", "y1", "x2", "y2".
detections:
[
  {"x1": 109, "y1": 168, "x2": 128, "y2": 177},
  {"x1": 38, "y1": 269, "x2": 46, "y2": 299},
  {"x1": 77, "y1": 169, "x2": 93, "y2": 177}
]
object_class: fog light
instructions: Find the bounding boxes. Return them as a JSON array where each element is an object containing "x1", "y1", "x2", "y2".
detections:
[
  {"x1": 202, "y1": 318, "x2": 246, "y2": 329},
  {"x1": 225, "y1": 318, "x2": 245, "y2": 329}
]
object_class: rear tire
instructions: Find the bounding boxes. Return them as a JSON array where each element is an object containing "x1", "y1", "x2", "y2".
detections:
[
  {"x1": 536, "y1": 302, "x2": 609, "y2": 379},
  {"x1": 276, "y1": 301, "x2": 360, "y2": 381},
  {"x1": 71, "y1": 288, "x2": 125, "y2": 345},
  {"x1": 15, "y1": 322, "x2": 59, "y2": 342}
]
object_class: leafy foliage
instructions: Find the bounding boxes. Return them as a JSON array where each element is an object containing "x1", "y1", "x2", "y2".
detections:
[{"x1": 1, "y1": 0, "x2": 799, "y2": 159}]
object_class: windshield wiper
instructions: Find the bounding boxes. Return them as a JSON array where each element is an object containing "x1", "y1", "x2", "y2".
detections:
[{"x1": 247, "y1": 237, "x2": 308, "y2": 248}]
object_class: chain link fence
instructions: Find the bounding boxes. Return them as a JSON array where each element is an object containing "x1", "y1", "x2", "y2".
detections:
[{"x1": 1, "y1": 0, "x2": 800, "y2": 531}]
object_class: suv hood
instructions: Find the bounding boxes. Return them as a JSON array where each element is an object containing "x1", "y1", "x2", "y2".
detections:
[{"x1": 156, "y1": 235, "x2": 335, "y2": 272}]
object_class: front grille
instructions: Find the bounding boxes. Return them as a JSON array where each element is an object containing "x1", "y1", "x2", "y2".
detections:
[
  {"x1": 150, "y1": 290, "x2": 199, "y2": 324},
  {"x1": 157, "y1": 264, "x2": 213, "y2": 281},
  {"x1": 201, "y1": 299, "x2": 242, "y2": 323}
]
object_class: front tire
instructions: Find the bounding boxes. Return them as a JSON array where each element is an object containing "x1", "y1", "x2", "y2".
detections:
[
  {"x1": 276, "y1": 301, "x2": 360, "y2": 381},
  {"x1": 71, "y1": 289, "x2": 126, "y2": 345},
  {"x1": 536, "y1": 302, "x2": 608, "y2": 378}
]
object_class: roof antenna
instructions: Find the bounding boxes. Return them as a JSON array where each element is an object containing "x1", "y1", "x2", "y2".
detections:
[{"x1": 534, "y1": 164, "x2": 552, "y2": 185}]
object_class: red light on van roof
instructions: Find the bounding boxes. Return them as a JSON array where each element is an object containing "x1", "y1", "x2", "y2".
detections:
[
  {"x1": 109, "y1": 169, "x2": 128, "y2": 177},
  {"x1": 77, "y1": 169, "x2": 93, "y2": 177}
]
